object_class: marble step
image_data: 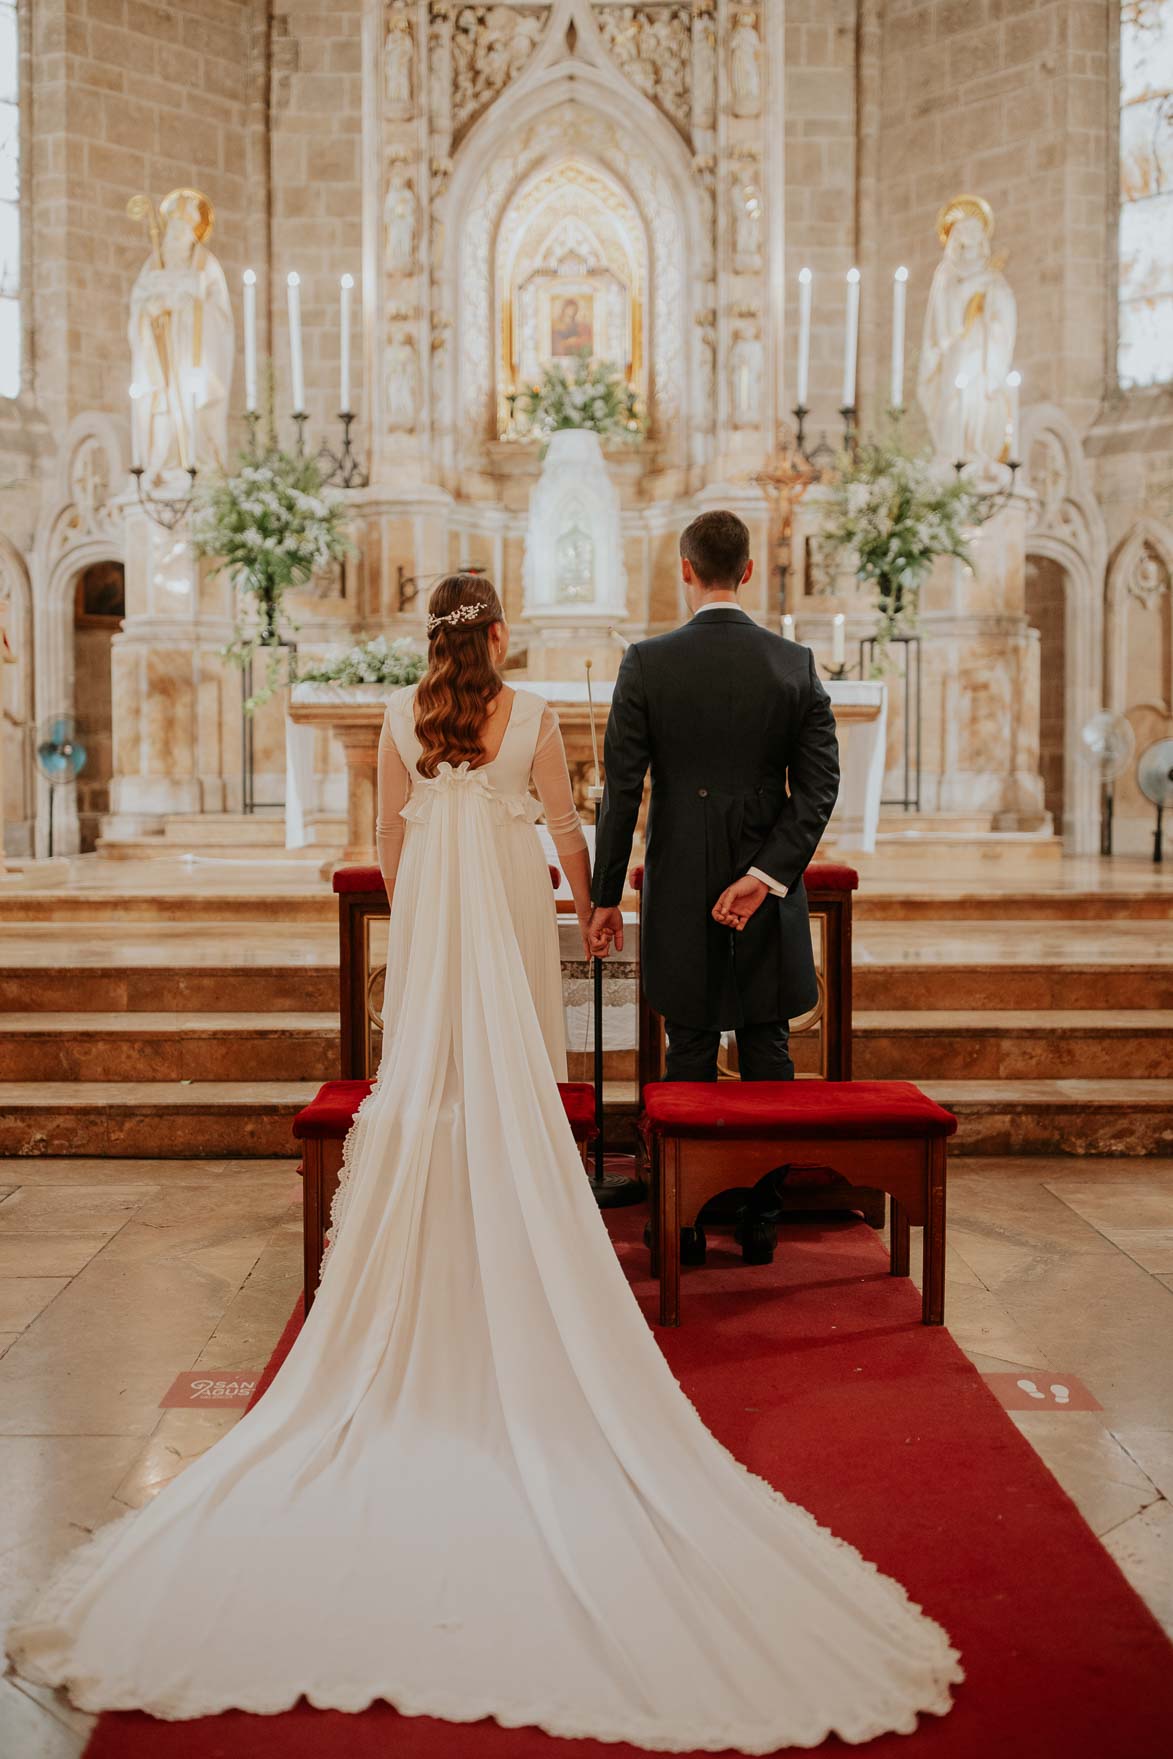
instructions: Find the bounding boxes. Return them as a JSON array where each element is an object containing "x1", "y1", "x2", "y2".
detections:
[
  {"x1": 847, "y1": 1011, "x2": 1173, "y2": 1081},
  {"x1": 0, "y1": 964, "x2": 339, "y2": 1013},
  {"x1": 0, "y1": 1014, "x2": 340, "y2": 1082},
  {"x1": 0, "y1": 1078, "x2": 1169, "y2": 1159},
  {"x1": 854, "y1": 891, "x2": 1173, "y2": 921},
  {"x1": 855, "y1": 963, "x2": 1173, "y2": 1011}
]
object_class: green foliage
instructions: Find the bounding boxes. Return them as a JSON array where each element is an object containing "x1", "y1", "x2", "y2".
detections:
[
  {"x1": 190, "y1": 447, "x2": 354, "y2": 710},
  {"x1": 821, "y1": 434, "x2": 981, "y2": 648},
  {"x1": 297, "y1": 635, "x2": 425, "y2": 689},
  {"x1": 513, "y1": 352, "x2": 646, "y2": 444}
]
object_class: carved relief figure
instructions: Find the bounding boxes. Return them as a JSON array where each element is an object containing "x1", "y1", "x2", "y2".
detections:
[
  {"x1": 386, "y1": 332, "x2": 418, "y2": 428},
  {"x1": 384, "y1": 162, "x2": 417, "y2": 275},
  {"x1": 732, "y1": 170, "x2": 762, "y2": 271},
  {"x1": 729, "y1": 324, "x2": 763, "y2": 426},
  {"x1": 917, "y1": 194, "x2": 1017, "y2": 465},
  {"x1": 596, "y1": 6, "x2": 692, "y2": 133},
  {"x1": 385, "y1": 9, "x2": 414, "y2": 111},
  {"x1": 450, "y1": 6, "x2": 548, "y2": 136},
  {"x1": 692, "y1": 10, "x2": 716, "y2": 130},
  {"x1": 128, "y1": 187, "x2": 233, "y2": 478},
  {"x1": 729, "y1": 10, "x2": 762, "y2": 117}
]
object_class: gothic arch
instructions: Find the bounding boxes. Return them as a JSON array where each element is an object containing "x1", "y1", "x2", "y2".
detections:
[
  {"x1": 1105, "y1": 516, "x2": 1173, "y2": 714},
  {"x1": 30, "y1": 413, "x2": 127, "y2": 854},
  {"x1": 1020, "y1": 403, "x2": 1108, "y2": 853},
  {"x1": 436, "y1": 33, "x2": 709, "y2": 486},
  {"x1": 0, "y1": 535, "x2": 35, "y2": 854}
]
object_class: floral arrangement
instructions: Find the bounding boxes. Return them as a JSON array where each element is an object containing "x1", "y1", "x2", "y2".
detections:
[
  {"x1": 512, "y1": 352, "x2": 646, "y2": 445},
  {"x1": 191, "y1": 447, "x2": 353, "y2": 709},
  {"x1": 297, "y1": 635, "x2": 425, "y2": 689},
  {"x1": 819, "y1": 435, "x2": 980, "y2": 648}
]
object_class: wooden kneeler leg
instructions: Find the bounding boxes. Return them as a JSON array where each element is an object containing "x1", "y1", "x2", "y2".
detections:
[
  {"x1": 658, "y1": 1135, "x2": 681, "y2": 1327},
  {"x1": 924, "y1": 1137, "x2": 947, "y2": 1326},
  {"x1": 648, "y1": 1134, "x2": 661, "y2": 1279},
  {"x1": 890, "y1": 1196, "x2": 910, "y2": 1278}
]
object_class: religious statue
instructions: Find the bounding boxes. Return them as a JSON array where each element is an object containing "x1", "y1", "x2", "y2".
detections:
[
  {"x1": 729, "y1": 326, "x2": 763, "y2": 427},
  {"x1": 385, "y1": 10, "x2": 414, "y2": 112},
  {"x1": 917, "y1": 194, "x2": 1017, "y2": 468},
  {"x1": 127, "y1": 188, "x2": 233, "y2": 480},
  {"x1": 384, "y1": 162, "x2": 416, "y2": 274},
  {"x1": 692, "y1": 10, "x2": 716, "y2": 129},
  {"x1": 732, "y1": 171, "x2": 762, "y2": 271},
  {"x1": 729, "y1": 10, "x2": 762, "y2": 117},
  {"x1": 386, "y1": 333, "x2": 417, "y2": 429}
]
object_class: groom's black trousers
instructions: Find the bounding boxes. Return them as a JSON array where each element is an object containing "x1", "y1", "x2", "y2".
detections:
[{"x1": 663, "y1": 1019, "x2": 794, "y2": 1084}]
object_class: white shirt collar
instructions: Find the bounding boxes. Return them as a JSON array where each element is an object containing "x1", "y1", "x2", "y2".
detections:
[{"x1": 692, "y1": 601, "x2": 742, "y2": 615}]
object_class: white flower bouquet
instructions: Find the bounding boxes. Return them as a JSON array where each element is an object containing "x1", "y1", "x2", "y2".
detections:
[
  {"x1": 513, "y1": 353, "x2": 646, "y2": 446},
  {"x1": 297, "y1": 635, "x2": 425, "y2": 689}
]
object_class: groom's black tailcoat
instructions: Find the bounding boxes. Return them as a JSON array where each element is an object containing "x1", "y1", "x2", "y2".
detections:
[{"x1": 592, "y1": 607, "x2": 840, "y2": 1032}]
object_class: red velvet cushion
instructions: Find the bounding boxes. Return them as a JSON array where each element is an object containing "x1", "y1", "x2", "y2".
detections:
[
  {"x1": 642, "y1": 1081, "x2": 956, "y2": 1140},
  {"x1": 294, "y1": 1079, "x2": 597, "y2": 1141},
  {"x1": 335, "y1": 863, "x2": 561, "y2": 893},
  {"x1": 293, "y1": 1079, "x2": 374, "y2": 1138},
  {"x1": 628, "y1": 862, "x2": 858, "y2": 895},
  {"x1": 558, "y1": 1081, "x2": 599, "y2": 1140},
  {"x1": 332, "y1": 866, "x2": 384, "y2": 895}
]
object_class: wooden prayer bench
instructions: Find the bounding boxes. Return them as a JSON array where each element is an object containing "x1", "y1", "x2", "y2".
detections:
[
  {"x1": 294, "y1": 1077, "x2": 599, "y2": 1312},
  {"x1": 641, "y1": 1080, "x2": 957, "y2": 1329}
]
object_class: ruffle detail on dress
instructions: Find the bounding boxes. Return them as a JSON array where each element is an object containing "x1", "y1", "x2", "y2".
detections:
[{"x1": 399, "y1": 760, "x2": 543, "y2": 829}]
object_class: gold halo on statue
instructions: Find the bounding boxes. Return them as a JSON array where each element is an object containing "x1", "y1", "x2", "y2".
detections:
[
  {"x1": 159, "y1": 187, "x2": 215, "y2": 242},
  {"x1": 935, "y1": 193, "x2": 993, "y2": 246}
]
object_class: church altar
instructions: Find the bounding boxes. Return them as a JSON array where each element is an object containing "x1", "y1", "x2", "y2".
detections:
[{"x1": 285, "y1": 674, "x2": 886, "y2": 863}]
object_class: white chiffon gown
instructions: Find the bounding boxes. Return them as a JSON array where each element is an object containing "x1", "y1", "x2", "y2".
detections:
[{"x1": 5, "y1": 684, "x2": 963, "y2": 1750}]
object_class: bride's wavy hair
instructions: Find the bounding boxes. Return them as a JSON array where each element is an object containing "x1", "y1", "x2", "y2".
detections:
[{"x1": 414, "y1": 573, "x2": 506, "y2": 778}]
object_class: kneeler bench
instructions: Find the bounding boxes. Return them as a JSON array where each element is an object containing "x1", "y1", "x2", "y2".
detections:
[
  {"x1": 294, "y1": 1076, "x2": 599, "y2": 1312},
  {"x1": 642, "y1": 1081, "x2": 957, "y2": 1329}
]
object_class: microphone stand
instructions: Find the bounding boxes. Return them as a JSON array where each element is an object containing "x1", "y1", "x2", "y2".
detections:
[{"x1": 584, "y1": 659, "x2": 642, "y2": 1209}]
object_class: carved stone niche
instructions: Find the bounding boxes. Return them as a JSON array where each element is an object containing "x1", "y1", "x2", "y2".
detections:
[
  {"x1": 446, "y1": 4, "x2": 551, "y2": 144},
  {"x1": 594, "y1": 5, "x2": 694, "y2": 139}
]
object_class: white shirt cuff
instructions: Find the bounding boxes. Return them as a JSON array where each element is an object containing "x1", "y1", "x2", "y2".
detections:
[{"x1": 748, "y1": 866, "x2": 788, "y2": 897}]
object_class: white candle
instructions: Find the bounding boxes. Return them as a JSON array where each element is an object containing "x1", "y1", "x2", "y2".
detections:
[
  {"x1": 832, "y1": 612, "x2": 846, "y2": 668},
  {"x1": 890, "y1": 266, "x2": 908, "y2": 410},
  {"x1": 1006, "y1": 369, "x2": 1022, "y2": 459},
  {"x1": 782, "y1": 613, "x2": 795, "y2": 641},
  {"x1": 339, "y1": 273, "x2": 354, "y2": 414},
  {"x1": 953, "y1": 373, "x2": 968, "y2": 460},
  {"x1": 796, "y1": 267, "x2": 813, "y2": 408},
  {"x1": 286, "y1": 271, "x2": 305, "y2": 414},
  {"x1": 842, "y1": 267, "x2": 861, "y2": 409},
  {"x1": 129, "y1": 382, "x2": 143, "y2": 470},
  {"x1": 242, "y1": 269, "x2": 257, "y2": 413}
]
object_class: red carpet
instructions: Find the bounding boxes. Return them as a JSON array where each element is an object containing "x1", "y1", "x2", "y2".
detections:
[{"x1": 84, "y1": 1210, "x2": 1173, "y2": 1758}]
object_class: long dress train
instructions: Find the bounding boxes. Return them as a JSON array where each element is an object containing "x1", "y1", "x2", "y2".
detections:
[{"x1": 4, "y1": 686, "x2": 962, "y2": 1750}]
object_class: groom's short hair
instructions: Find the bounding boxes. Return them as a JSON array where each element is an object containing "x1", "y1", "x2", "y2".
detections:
[{"x1": 680, "y1": 510, "x2": 751, "y2": 588}]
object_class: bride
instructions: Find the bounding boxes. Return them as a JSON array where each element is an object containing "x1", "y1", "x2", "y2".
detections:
[{"x1": 4, "y1": 574, "x2": 962, "y2": 1749}]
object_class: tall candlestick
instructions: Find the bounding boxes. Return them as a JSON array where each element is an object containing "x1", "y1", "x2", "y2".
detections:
[
  {"x1": 242, "y1": 269, "x2": 257, "y2": 413},
  {"x1": 832, "y1": 612, "x2": 846, "y2": 668},
  {"x1": 129, "y1": 382, "x2": 142, "y2": 470},
  {"x1": 286, "y1": 271, "x2": 305, "y2": 415},
  {"x1": 796, "y1": 267, "x2": 813, "y2": 408},
  {"x1": 890, "y1": 265, "x2": 908, "y2": 410},
  {"x1": 1006, "y1": 368, "x2": 1022, "y2": 459},
  {"x1": 339, "y1": 274, "x2": 354, "y2": 414},
  {"x1": 842, "y1": 268, "x2": 861, "y2": 409},
  {"x1": 782, "y1": 613, "x2": 795, "y2": 641}
]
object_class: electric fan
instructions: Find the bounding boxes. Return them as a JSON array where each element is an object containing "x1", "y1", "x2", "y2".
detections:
[
  {"x1": 1137, "y1": 737, "x2": 1173, "y2": 865},
  {"x1": 35, "y1": 715, "x2": 87, "y2": 858},
  {"x1": 1076, "y1": 712, "x2": 1135, "y2": 856}
]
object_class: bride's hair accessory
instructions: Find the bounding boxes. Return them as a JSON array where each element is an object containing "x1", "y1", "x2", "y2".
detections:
[{"x1": 426, "y1": 601, "x2": 492, "y2": 635}]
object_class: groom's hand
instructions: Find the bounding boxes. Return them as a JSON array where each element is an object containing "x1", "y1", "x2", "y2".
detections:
[
  {"x1": 588, "y1": 906, "x2": 624, "y2": 957},
  {"x1": 712, "y1": 874, "x2": 769, "y2": 931}
]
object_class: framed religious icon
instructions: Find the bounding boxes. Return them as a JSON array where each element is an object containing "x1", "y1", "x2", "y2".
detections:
[{"x1": 549, "y1": 292, "x2": 594, "y2": 359}]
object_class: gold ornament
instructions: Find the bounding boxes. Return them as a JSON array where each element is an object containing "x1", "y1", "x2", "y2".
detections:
[{"x1": 935, "y1": 193, "x2": 993, "y2": 246}]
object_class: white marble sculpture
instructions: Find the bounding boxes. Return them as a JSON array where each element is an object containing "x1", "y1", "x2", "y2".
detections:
[
  {"x1": 729, "y1": 10, "x2": 762, "y2": 117},
  {"x1": 732, "y1": 171, "x2": 762, "y2": 271},
  {"x1": 386, "y1": 333, "x2": 418, "y2": 429},
  {"x1": 917, "y1": 194, "x2": 1017, "y2": 467},
  {"x1": 384, "y1": 163, "x2": 416, "y2": 274},
  {"x1": 730, "y1": 327, "x2": 763, "y2": 427},
  {"x1": 523, "y1": 428, "x2": 627, "y2": 619},
  {"x1": 128, "y1": 188, "x2": 233, "y2": 479},
  {"x1": 385, "y1": 10, "x2": 414, "y2": 111}
]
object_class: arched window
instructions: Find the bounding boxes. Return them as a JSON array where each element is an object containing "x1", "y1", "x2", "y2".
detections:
[{"x1": 1118, "y1": 1, "x2": 1173, "y2": 387}]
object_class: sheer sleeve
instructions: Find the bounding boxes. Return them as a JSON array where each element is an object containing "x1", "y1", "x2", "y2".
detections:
[
  {"x1": 375, "y1": 705, "x2": 411, "y2": 892},
  {"x1": 531, "y1": 701, "x2": 588, "y2": 865}
]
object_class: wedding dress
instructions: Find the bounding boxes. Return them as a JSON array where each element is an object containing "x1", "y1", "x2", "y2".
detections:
[{"x1": 5, "y1": 684, "x2": 962, "y2": 1750}]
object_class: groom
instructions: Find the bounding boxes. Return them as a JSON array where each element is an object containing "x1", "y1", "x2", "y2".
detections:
[{"x1": 588, "y1": 510, "x2": 840, "y2": 1258}]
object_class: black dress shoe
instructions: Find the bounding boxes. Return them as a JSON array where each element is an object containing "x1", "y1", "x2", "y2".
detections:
[
  {"x1": 643, "y1": 1222, "x2": 707, "y2": 1266},
  {"x1": 733, "y1": 1209, "x2": 777, "y2": 1265}
]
